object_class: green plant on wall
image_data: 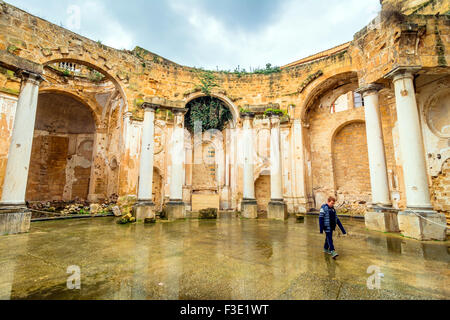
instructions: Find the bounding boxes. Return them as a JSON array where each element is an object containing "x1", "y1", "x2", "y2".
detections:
[
  {"x1": 264, "y1": 108, "x2": 287, "y2": 117},
  {"x1": 196, "y1": 70, "x2": 219, "y2": 95},
  {"x1": 239, "y1": 107, "x2": 252, "y2": 114},
  {"x1": 185, "y1": 96, "x2": 232, "y2": 133}
]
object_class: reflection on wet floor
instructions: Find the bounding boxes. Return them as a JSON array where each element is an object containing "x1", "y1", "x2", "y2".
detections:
[{"x1": 0, "y1": 216, "x2": 448, "y2": 300}]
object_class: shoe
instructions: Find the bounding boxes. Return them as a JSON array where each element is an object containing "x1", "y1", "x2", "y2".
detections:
[
  {"x1": 331, "y1": 251, "x2": 339, "y2": 259},
  {"x1": 324, "y1": 249, "x2": 331, "y2": 254}
]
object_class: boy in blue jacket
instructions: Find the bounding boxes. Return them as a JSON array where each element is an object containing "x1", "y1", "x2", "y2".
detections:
[{"x1": 319, "y1": 197, "x2": 346, "y2": 259}]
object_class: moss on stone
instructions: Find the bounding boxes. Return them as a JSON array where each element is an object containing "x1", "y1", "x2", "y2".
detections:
[
  {"x1": 435, "y1": 24, "x2": 447, "y2": 66},
  {"x1": 0, "y1": 87, "x2": 20, "y2": 96},
  {"x1": 199, "y1": 208, "x2": 218, "y2": 219}
]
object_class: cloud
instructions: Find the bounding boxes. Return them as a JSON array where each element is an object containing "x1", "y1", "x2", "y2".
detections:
[
  {"x1": 6, "y1": 0, "x2": 381, "y2": 69},
  {"x1": 167, "y1": 0, "x2": 381, "y2": 69},
  {"x1": 78, "y1": 1, "x2": 135, "y2": 50}
]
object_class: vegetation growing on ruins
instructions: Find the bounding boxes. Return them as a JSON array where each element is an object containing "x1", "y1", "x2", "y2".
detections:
[
  {"x1": 196, "y1": 70, "x2": 220, "y2": 95},
  {"x1": 264, "y1": 108, "x2": 287, "y2": 117},
  {"x1": 435, "y1": 24, "x2": 447, "y2": 66},
  {"x1": 88, "y1": 69, "x2": 105, "y2": 82},
  {"x1": 219, "y1": 63, "x2": 281, "y2": 77},
  {"x1": 185, "y1": 96, "x2": 233, "y2": 133},
  {"x1": 380, "y1": 1, "x2": 406, "y2": 22},
  {"x1": 239, "y1": 107, "x2": 252, "y2": 114},
  {"x1": 410, "y1": 0, "x2": 439, "y2": 15},
  {"x1": 298, "y1": 70, "x2": 324, "y2": 93}
]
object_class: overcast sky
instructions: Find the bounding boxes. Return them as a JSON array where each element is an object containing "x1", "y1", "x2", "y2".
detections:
[{"x1": 7, "y1": 0, "x2": 381, "y2": 70}]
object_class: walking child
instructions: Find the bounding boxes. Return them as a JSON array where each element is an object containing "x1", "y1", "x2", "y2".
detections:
[{"x1": 319, "y1": 197, "x2": 347, "y2": 259}]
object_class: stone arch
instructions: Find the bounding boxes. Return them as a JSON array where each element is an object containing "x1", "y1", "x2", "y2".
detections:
[
  {"x1": 184, "y1": 92, "x2": 239, "y2": 128},
  {"x1": 42, "y1": 57, "x2": 129, "y2": 113},
  {"x1": 152, "y1": 166, "x2": 164, "y2": 211},
  {"x1": 331, "y1": 120, "x2": 371, "y2": 213},
  {"x1": 330, "y1": 119, "x2": 367, "y2": 149},
  {"x1": 26, "y1": 91, "x2": 97, "y2": 203},
  {"x1": 254, "y1": 171, "x2": 271, "y2": 213},
  {"x1": 303, "y1": 70, "x2": 361, "y2": 209},
  {"x1": 38, "y1": 88, "x2": 102, "y2": 128},
  {"x1": 300, "y1": 70, "x2": 359, "y2": 122}
]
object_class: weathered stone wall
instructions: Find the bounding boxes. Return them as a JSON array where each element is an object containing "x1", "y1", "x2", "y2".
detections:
[
  {"x1": 0, "y1": 1, "x2": 448, "y2": 216},
  {"x1": 381, "y1": 0, "x2": 450, "y2": 15},
  {"x1": 0, "y1": 92, "x2": 16, "y2": 198},
  {"x1": 431, "y1": 158, "x2": 450, "y2": 226},
  {"x1": 332, "y1": 121, "x2": 371, "y2": 214},
  {"x1": 255, "y1": 175, "x2": 270, "y2": 212}
]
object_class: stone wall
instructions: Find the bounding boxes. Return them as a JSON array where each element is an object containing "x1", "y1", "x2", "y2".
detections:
[
  {"x1": 381, "y1": 0, "x2": 450, "y2": 15},
  {"x1": 0, "y1": 93, "x2": 16, "y2": 198},
  {"x1": 0, "y1": 1, "x2": 448, "y2": 216},
  {"x1": 431, "y1": 158, "x2": 450, "y2": 227},
  {"x1": 255, "y1": 175, "x2": 270, "y2": 212},
  {"x1": 332, "y1": 121, "x2": 371, "y2": 214}
]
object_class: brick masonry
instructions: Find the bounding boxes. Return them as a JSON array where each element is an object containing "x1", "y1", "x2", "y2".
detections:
[{"x1": 0, "y1": 1, "x2": 447, "y2": 218}]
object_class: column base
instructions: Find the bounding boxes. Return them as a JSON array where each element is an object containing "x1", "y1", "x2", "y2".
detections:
[
  {"x1": 398, "y1": 210, "x2": 447, "y2": 241},
  {"x1": 268, "y1": 200, "x2": 288, "y2": 221},
  {"x1": 241, "y1": 199, "x2": 258, "y2": 219},
  {"x1": 0, "y1": 206, "x2": 31, "y2": 235},
  {"x1": 365, "y1": 210, "x2": 399, "y2": 233},
  {"x1": 133, "y1": 201, "x2": 155, "y2": 222},
  {"x1": 165, "y1": 201, "x2": 186, "y2": 221}
]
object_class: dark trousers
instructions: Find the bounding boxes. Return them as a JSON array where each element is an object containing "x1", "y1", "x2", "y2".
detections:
[{"x1": 324, "y1": 231, "x2": 335, "y2": 252}]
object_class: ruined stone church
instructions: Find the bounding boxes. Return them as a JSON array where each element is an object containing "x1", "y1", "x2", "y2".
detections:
[{"x1": 0, "y1": 0, "x2": 448, "y2": 241}]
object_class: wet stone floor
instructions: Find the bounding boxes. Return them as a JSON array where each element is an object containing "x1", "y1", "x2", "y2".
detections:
[{"x1": 0, "y1": 215, "x2": 449, "y2": 300}]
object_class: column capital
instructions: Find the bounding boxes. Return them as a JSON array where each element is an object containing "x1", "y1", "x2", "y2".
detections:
[
  {"x1": 240, "y1": 112, "x2": 255, "y2": 120},
  {"x1": 140, "y1": 102, "x2": 158, "y2": 112},
  {"x1": 384, "y1": 66, "x2": 421, "y2": 82},
  {"x1": 18, "y1": 70, "x2": 45, "y2": 86},
  {"x1": 269, "y1": 114, "x2": 281, "y2": 128},
  {"x1": 356, "y1": 83, "x2": 383, "y2": 97},
  {"x1": 172, "y1": 107, "x2": 188, "y2": 116},
  {"x1": 123, "y1": 111, "x2": 133, "y2": 120}
]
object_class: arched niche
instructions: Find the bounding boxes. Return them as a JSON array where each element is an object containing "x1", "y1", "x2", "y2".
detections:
[{"x1": 26, "y1": 91, "x2": 96, "y2": 202}]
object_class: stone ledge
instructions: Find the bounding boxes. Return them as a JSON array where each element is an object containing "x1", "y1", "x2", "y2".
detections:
[
  {"x1": 365, "y1": 211, "x2": 400, "y2": 233},
  {"x1": 268, "y1": 201, "x2": 288, "y2": 221},
  {"x1": 133, "y1": 202, "x2": 155, "y2": 221},
  {"x1": 0, "y1": 50, "x2": 43, "y2": 75},
  {"x1": 241, "y1": 200, "x2": 258, "y2": 219},
  {"x1": 165, "y1": 201, "x2": 186, "y2": 221},
  {"x1": 398, "y1": 210, "x2": 447, "y2": 241},
  {"x1": 0, "y1": 210, "x2": 31, "y2": 235}
]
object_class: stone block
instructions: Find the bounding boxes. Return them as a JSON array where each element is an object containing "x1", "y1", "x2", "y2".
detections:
[
  {"x1": 398, "y1": 210, "x2": 447, "y2": 241},
  {"x1": 192, "y1": 194, "x2": 220, "y2": 212},
  {"x1": 165, "y1": 201, "x2": 186, "y2": 221},
  {"x1": 133, "y1": 202, "x2": 155, "y2": 222},
  {"x1": 268, "y1": 201, "x2": 288, "y2": 221},
  {"x1": 365, "y1": 211, "x2": 399, "y2": 233},
  {"x1": 241, "y1": 200, "x2": 258, "y2": 219},
  {"x1": 0, "y1": 209, "x2": 31, "y2": 235}
]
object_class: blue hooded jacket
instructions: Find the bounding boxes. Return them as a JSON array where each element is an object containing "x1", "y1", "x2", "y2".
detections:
[{"x1": 319, "y1": 204, "x2": 346, "y2": 234}]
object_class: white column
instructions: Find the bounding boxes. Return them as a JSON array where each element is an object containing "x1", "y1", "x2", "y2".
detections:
[
  {"x1": 390, "y1": 69, "x2": 432, "y2": 209},
  {"x1": 242, "y1": 113, "x2": 255, "y2": 200},
  {"x1": 270, "y1": 114, "x2": 283, "y2": 200},
  {"x1": 169, "y1": 109, "x2": 186, "y2": 201},
  {"x1": 292, "y1": 120, "x2": 308, "y2": 210},
  {"x1": 359, "y1": 84, "x2": 392, "y2": 207},
  {"x1": 137, "y1": 103, "x2": 156, "y2": 203},
  {"x1": 0, "y1": 71, "x2": 43, "y2": 207}
]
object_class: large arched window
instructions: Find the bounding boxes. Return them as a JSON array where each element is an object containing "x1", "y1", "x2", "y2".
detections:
[{"x1": 331, "y1": 91, "x2": 364, "y2": 113}]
